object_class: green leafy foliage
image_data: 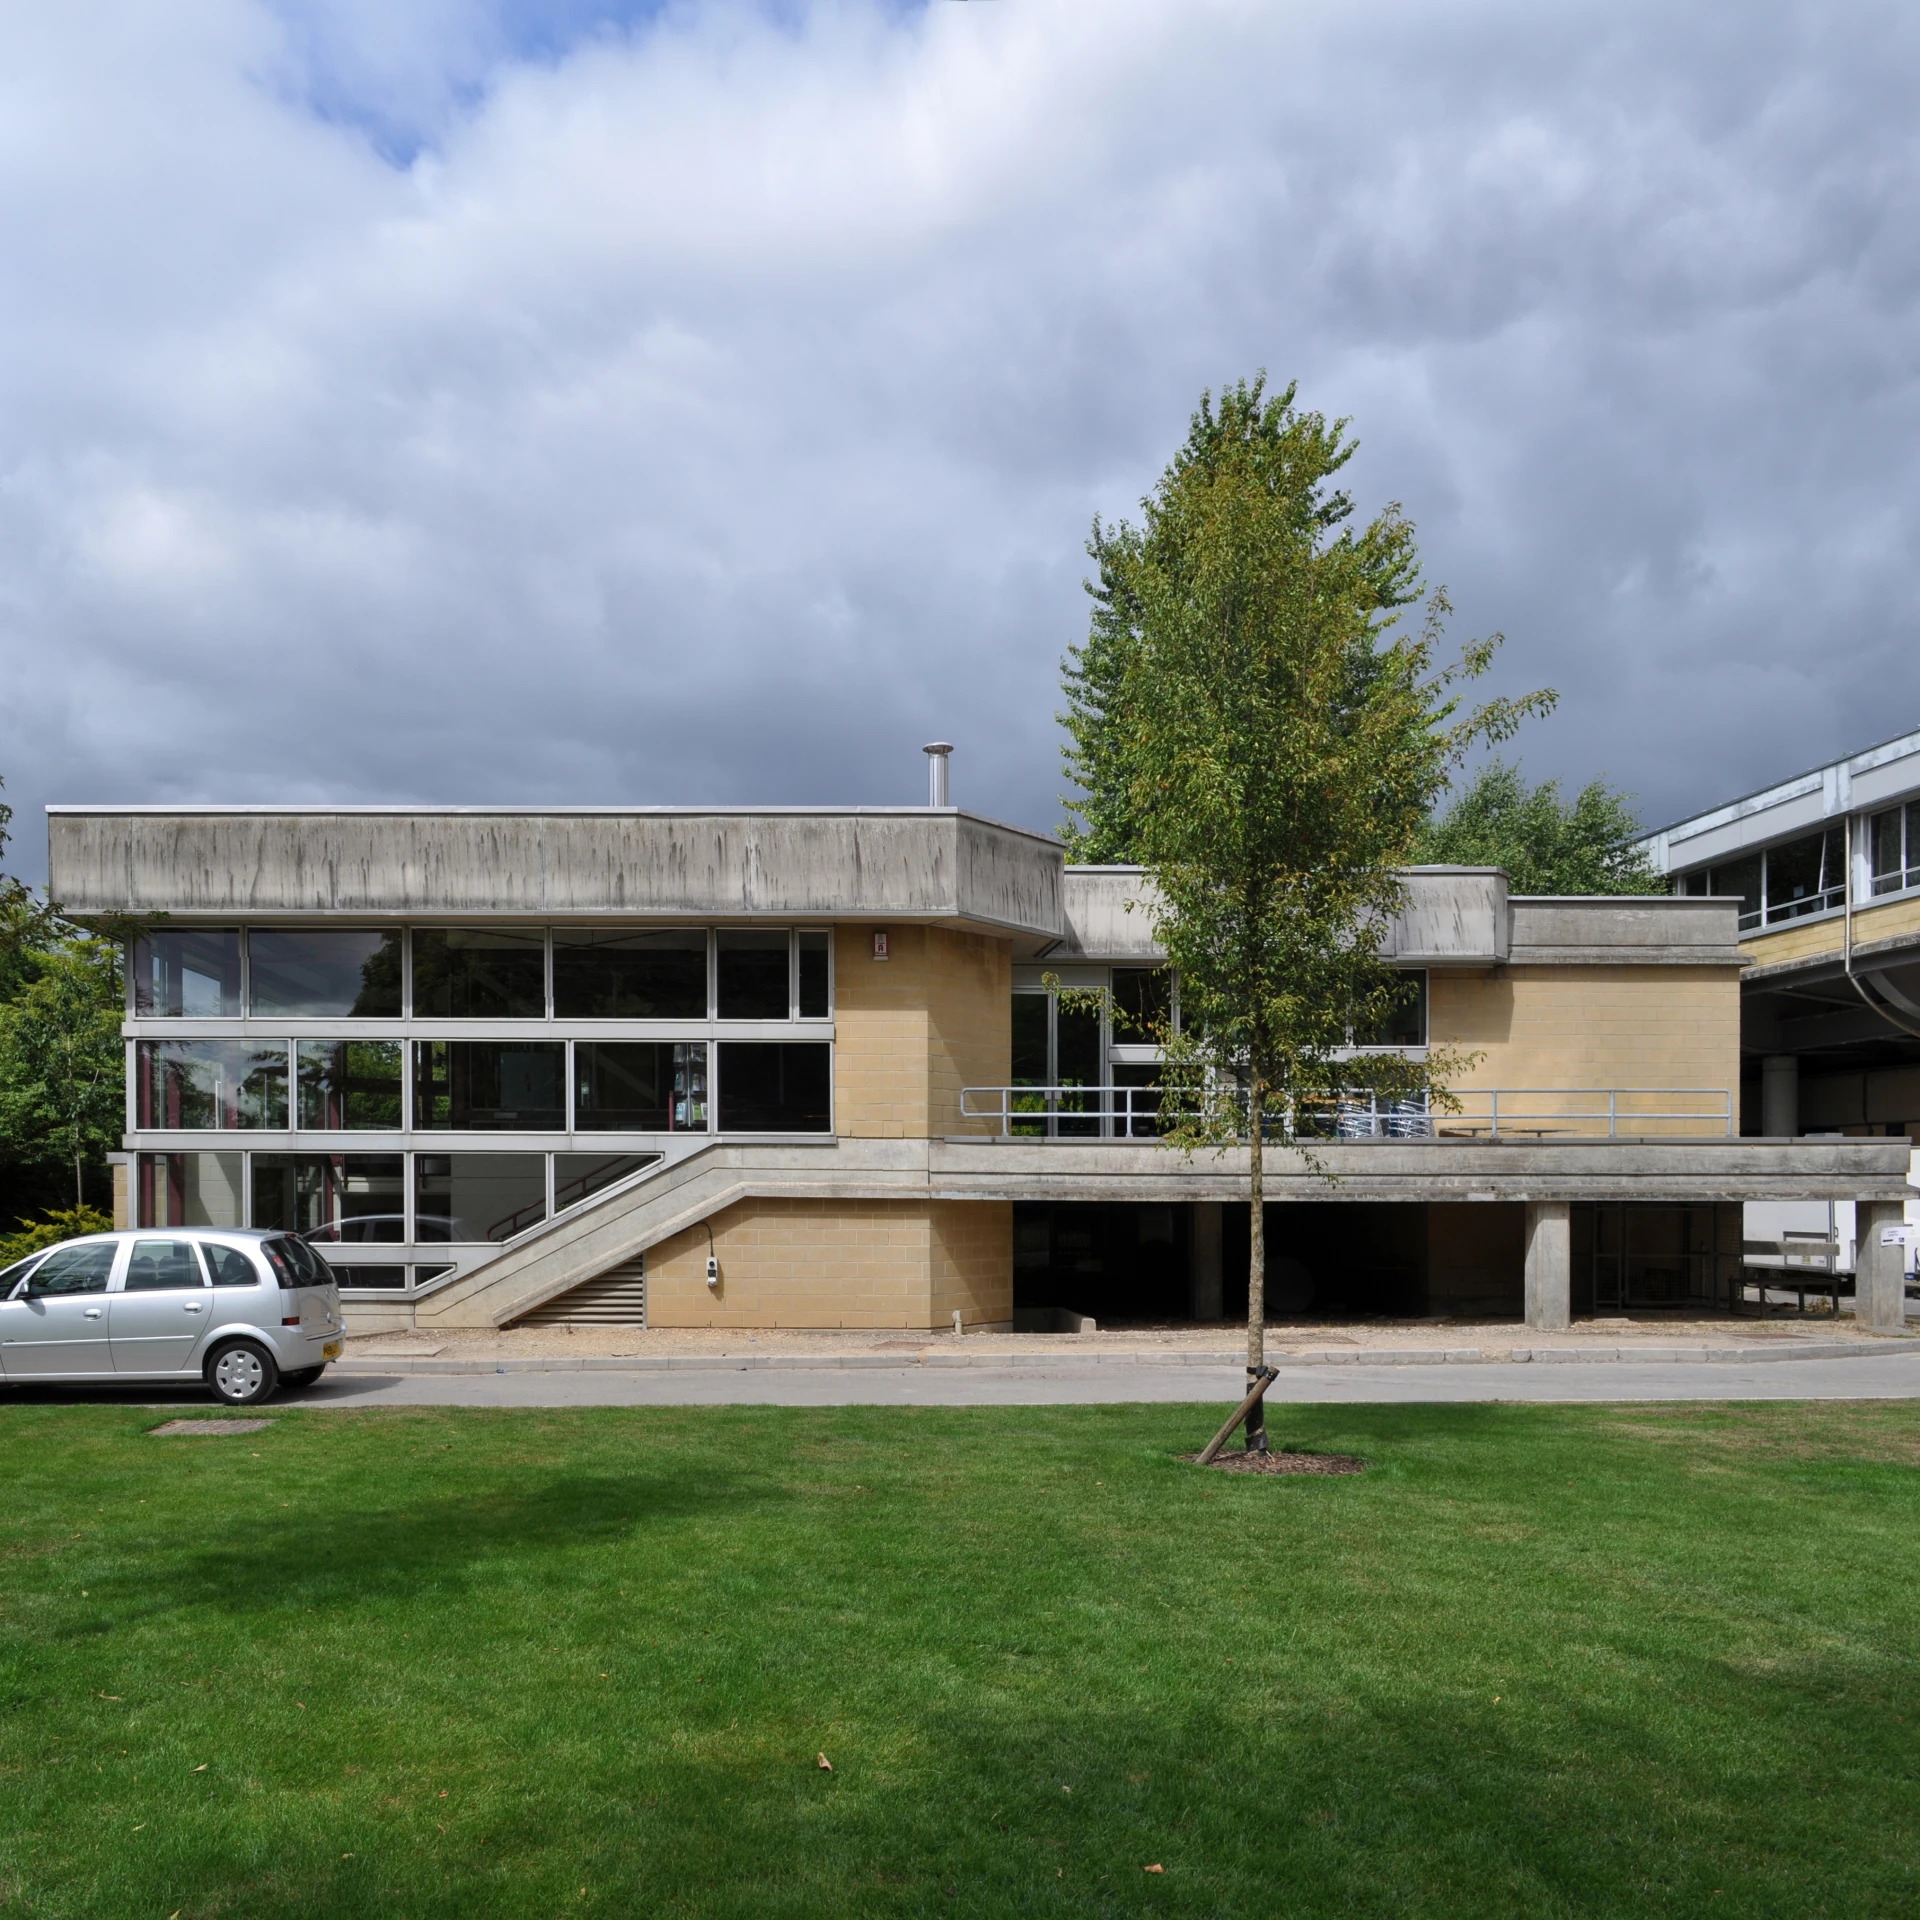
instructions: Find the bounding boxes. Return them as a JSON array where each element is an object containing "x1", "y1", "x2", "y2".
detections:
[
  {"x1": 1058, "y1": 379, "x2": 1551, "y2": 1367},
  {"x1": 0, "y1": 1203, "x2": 113, "y2": 1267},
  {"x1": 0, "y1": 776, "x2": 125, "y2": 1214},
  {"x1": 1419, "y1": 758, "x2": 1663, "y2": 894}
]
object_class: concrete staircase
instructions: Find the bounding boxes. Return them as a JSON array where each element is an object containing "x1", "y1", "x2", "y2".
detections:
[{"x1": 413, "y1": 1137, "x2": 939, "y2": 1329}]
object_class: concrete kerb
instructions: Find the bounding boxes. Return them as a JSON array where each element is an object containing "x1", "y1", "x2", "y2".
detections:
[{"x1": 332, "y1": 1337, "x2": 1913, "y2": 1376}]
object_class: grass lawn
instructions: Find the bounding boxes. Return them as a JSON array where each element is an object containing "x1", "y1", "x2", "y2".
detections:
[{"x1": 1, "y1": 1399, "x2": 1918, "y2": 1918}]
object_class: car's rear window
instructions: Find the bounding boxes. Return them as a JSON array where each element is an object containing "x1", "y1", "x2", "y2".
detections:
[{"x1": 262, "y1": 1236, "x2": 332, "y2": 1288}]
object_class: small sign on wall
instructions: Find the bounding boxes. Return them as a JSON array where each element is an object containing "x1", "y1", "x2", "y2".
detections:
[
  {"x1": 871, "y1": 931, "x2": 889, "y2": 960},
  {"x1": 1881, "y1": 1225, "x2": 1915, "y2": 1247}
]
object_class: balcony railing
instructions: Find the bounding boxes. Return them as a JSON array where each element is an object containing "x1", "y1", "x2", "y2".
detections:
[{"x1": 958, "y1": 1086, "x2": 1737, "y2": 1142}]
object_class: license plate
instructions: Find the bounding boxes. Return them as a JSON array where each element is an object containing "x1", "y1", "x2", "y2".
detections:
[{"x1": 322, "y1": 1341, "x2": 342, "y2": 1360}]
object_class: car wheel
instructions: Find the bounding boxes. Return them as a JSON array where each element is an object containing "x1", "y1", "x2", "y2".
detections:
[
  {"x1": 280, "y1": 1365, "x2": 325, "y2": 1389},
  {"x1": 206, "y1": 1341, "x2": 278, "y2": 1406}
]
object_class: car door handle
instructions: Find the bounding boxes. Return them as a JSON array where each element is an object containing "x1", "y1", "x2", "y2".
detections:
[
  {"x1": 83, "y1": 1307, "x2": 103, "y2": 1319},
  {"x1": 183, "y1": 1302, "x2": 204, "y2": 1313}
]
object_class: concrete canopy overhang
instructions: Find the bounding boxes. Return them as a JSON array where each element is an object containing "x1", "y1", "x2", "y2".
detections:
[
  {"x1": 924, "y1": 1137, "x2": 1913, "y2": 1205},
  {"x1": 46, "y1": 805, "x2": 1067, "y2": 946}
]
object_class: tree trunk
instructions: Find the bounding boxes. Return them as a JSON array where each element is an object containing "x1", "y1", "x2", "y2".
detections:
[
  {"x1": 1245, "y1": 1077, "x2": 1268, "y2": 1452},
  {"x1": 72, "y1": 1138, "x2": 83, "y2": 1209}
]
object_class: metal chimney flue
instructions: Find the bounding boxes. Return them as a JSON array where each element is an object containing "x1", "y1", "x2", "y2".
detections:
[{"x1": 923, "y1": 742, "x2": 953, "y2": 808}]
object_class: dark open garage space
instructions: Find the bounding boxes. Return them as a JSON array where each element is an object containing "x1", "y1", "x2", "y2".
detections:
[{"x1": 1013, "y1": 1200, "x2": 1745, "y2": 1324}]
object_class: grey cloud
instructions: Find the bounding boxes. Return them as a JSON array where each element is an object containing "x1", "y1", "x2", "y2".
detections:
[{"x1": 3, "y1": 0, "x2": 1919, "y2": 883}]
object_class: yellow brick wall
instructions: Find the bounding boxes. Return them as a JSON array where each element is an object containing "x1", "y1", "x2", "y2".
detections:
[
  {"x1": 832, "y1": 924, "x2": 1010, "y2": 1139},
  {"x1": 643, "y1": 1197, "x2": 1010, "y2": 1329},
  {"x1": 1430, "y1": 966, "x2": 1741, "y2": 1123},
  {"x1": 1741, "y1": 893, "x2": 1920, "y2": 971},
  {"x1": 930, "y1": 1200, "x2": 1013, "y2": 1327}
]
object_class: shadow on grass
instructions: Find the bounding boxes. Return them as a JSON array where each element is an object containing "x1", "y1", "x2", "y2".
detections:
[{"x1": 88, "y1": 1466, "x2": 776, "y2": 1626}]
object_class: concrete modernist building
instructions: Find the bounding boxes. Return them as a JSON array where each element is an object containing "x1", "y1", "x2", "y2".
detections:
[
  {"x1": 49, "y1": 794, "x2": 1913, "y2": 1336},
  {"x1": 1640, "y1": 724, "x2": 1920, "y2": 1144}
]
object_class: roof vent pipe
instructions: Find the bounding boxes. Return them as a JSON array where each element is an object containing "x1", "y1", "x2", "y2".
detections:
[{"x1": 923, "y1": 742, "x2": 953, "y2": 808}]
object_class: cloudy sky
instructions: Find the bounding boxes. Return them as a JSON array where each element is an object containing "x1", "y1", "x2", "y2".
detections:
[{"x1": 4, "y1": 0, "x2": 1918, "y2": 881}]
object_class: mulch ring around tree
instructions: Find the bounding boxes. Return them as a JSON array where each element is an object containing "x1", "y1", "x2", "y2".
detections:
[{"x1": 1186, "y1": 1448, "x2": 1365, "y2": 1475}]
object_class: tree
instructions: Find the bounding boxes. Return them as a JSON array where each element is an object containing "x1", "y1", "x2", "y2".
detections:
[
  {"x1": 1062, "y1": 377, "x2": 1551, "y2": 1448},
  {"x1": 1417, "y1": 758, "x2": 1662, "y2": 894},
  {"x1": 0, "y1": 776, "x2": 126, "y2": 1216},
  {"x1": 0, "y1": 936, "x2": 125, "y2": 1208}
]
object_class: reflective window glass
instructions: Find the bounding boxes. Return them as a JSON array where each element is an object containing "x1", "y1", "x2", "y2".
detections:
[
  {"x1": 413, "y1": 1041, "x2": 566, "y2": 1130},
  {"x1": 1763, "y1": 830, "x2": 1842, "y2": 924},
  {"x1": 201, "y1": 1244, "x2": 262, "y2": 1287},
  {"x1": 332, "y1": 1265, "x2": 408, "y2": 1290},
  {"x1": 27, "y1": 1242, "x2": 117, "y2": 1295},
  {"x1": 552, "y1": 930, "x2": 707, "y2": 1019},
  {"x1": 1707, "y1": 855, "x2": 1762, "y2": 928},
  {"x1": 414, "y1": 1153, "x2": 548, "y2": 1243},
  {"x1": 554, "y1": 1153, "x2": 661, "y2": 1213},
  {"x1": 1012, "y1": 995, "x2": 1049, "y2": 1085},
  {"x1": 797, "y1": 932, "x2": 831, "y2": 1018},
  {"x1": 137, "y1": 1041, "x2": 288, "y2": 1129},
  {"x1": 717, "y1": 930, "x2": 790, "y2": 1020},
  {"x1": 131, "y1": 929, "x2": 241, "y2": 1017},
  {"x1": 411, "y1": 929, "x2": 546, "y2": 1018},
  {"x1": 574, "y1": 1042, "x2": 707, "y2": 1131},
  {"x1": 1353, "y1": 972, "x2": 1427, "y2": 1047},
  {"x1": 124, "y1": 1239, "x2": 205, "y2": 1293},
  {"x1": 296, "y1": 1041, "x2": 403, "y2": 1129},
  {"x1": 1110, "y1": 968, "x2": 1170, "y2": 1041},
  {"x1": 249, "y1": 929, "x2": 402, "y2": 1018},
  {"x1": 261, "y1": 1236, "x2": 332, "y2": 1286},
  {"x1": 716, "y1": 1042, "x2": 831, "y2": 1132},
  {"x1": 252, "y1": 1154, "x2": 405, "y2": 1243},
  {"x1": 139, "y1": 1152, "x2": 244, "y2": 1227}
]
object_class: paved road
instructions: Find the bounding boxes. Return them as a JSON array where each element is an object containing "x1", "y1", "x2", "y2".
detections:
[
  {"x1": 12, "y1": 1353, "x2": 1920, "y2": 1413},
  {"x1": 248, "y1": 1350, "x2": 1920, "y2": 1408}
]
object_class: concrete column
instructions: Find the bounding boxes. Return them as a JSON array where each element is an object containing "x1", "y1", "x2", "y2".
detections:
[
  {"x1": 1855, "y1": 1200, "x2": 1910, "y2": 1332},
  {"x1": 1524, "y1": 1201, "x2": 1571, "y2": 1332},
  {"x1": 1190, "y1": 1204, "x2": 1224, "y2": 1321},
  {"x1": 1761, "y1": 1055, "x2": 1799, "y2": 1138}
]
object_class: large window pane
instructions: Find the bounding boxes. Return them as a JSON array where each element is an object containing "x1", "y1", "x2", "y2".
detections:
[
  {"x1": 413, "y1": 1041, "x2": 566, "y2": 1130},
  {"x1": 554, "y1": 1152, "x2": 661, "y2": 1213},
  {"x1": 1353, "y1": 971, "x2": 1427, "y2": 1047},
  {"x1": 331, "y1": 1265, "x2": 408, "y2": 1291},
  {"x1": 249, "y1": 929, "x2": 402, "y2": 1018},
  {"x1": 137, "y1": 1040, "x2": 288, "y2": 1129},
  {"x1": 552, "y1": 930, "x2": 707, "y2": 1019},
  {"x1": 574, "y1": 1042, "x2": 707, "y2": 1131},
  {"x1": 138, "y1": 1152, "x2": 243, "y2": 1227},
  {"x1": 797, "y1": 932, "x2": 831, "y2": 1018},
  {"x1": 1054, "y1": 999, "x2": 1101, "y2": 1137},
  {"x1": 1707, "y1": 855, "x2": 1762, "y2": 928},
  {"x1": 1012, "y1": 994, "x2": 1049, "y2": 1084},
  {"x1": 716, "y1": 1042, "x2": 831, "y2": 1132},
  {"x1": 253, "y1": 1153, "x2": 405, "y2": 1242},
  {"x1": 131, "y1": 929, "x2": 241, "y2": 1017},
  {"x1": 717, "y1": 930, "x2": 790, "y2": 1020},
  {"x1": 1763, "y1": 830, "x2": 1841, "y2": 924},
  {"x1": 411, "y1": 929, "x2": 546, "y2": 1018},
  {"x1": 296, "y1": 1041, "x2": 403, "y2": 1129},
  {"x1": 414, "y1": 1153, "x2": 547, "y2": 1243},
  {"x1": 1109, "y1": 967, "x2": 1170, "y2": 1041}
]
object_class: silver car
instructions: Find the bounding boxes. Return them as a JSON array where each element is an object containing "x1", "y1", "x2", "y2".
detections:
[{"x1": 0, "y1": 1229, "x2": 344, "y2": 1406}]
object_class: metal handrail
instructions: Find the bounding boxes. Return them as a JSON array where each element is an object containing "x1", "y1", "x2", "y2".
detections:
[{"x1": 957, "y1": 1085, "x2": 1736, "y2": 1141}]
